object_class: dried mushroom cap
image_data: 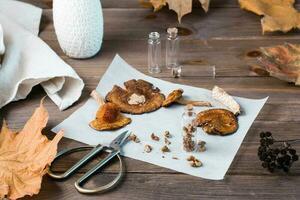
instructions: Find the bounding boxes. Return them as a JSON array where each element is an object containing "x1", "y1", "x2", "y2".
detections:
[
  {"x1": 196, "y1": 109, "x2": 238, "y2": 136},
  {"x1": 90, "y1": 103, "x2": 132, "y2": 131},
  {"x1": 89, "y1": 90, "x2": 131, "y2": 131},
  {"x1": 163, "y1": 89, "x2": 211, "y2": 107},
  {"x1": 163, "y1": 89, "x2": 183, "y2": 107},
  {"x1": 105, "y1": 79, "x2": 165, "y2": 114}
]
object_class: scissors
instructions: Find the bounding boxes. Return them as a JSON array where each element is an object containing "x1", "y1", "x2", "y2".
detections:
[{"x1": 48, "y1": 130, "x2": 130, "y2": 194}]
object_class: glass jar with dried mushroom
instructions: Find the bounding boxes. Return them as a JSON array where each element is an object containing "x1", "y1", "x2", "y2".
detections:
[{"x1": 182, "y1": 104, "x2": 197, "y2": 152}]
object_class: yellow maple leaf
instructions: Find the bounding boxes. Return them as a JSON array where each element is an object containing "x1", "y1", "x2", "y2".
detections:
[
  {"x1": 150, "y1": 0, "x2": 210, "y2": 22},
  {"x1": 0, "y1": 100, "x2": 63, "y2": 199},
  {"x1": 239, "y1": 0, "x2": 300, "y2": 33}
]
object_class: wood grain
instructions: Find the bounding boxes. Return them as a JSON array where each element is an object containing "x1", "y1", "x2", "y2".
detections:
[{"x1": 3, "y1": 0, "x2": 300, "y2": 199}]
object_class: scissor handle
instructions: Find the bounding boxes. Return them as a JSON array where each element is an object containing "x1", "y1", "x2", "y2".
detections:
[
  {"x1": 48, "y1": 145, "x2": 103, "y2": 179},
  {"x1": 48, "y1": 146, "x2": 125, "y2": 194},
  {"x1": 75, "y1": 151, "x2": 124, "y2": 194}
]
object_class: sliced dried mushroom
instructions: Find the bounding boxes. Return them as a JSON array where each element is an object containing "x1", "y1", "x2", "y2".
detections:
[
  {"x1": 89, "y1": 90, "x2": 131, "y2": 131},
  {"x1": 163, "y1": 89, "x2": 211, "y2": 107},
  {"x1": 151, "y1": 133, "x2": 160, "y2": 141},
  {"x1": 212, "y1": 86, "x2": 241, "y2": 115},
  {"x1": 196, "y1": 109, "x2": 238, "y2": 136},
  {"x1": 183, "y1": 134, "x2": 195, "y2": 152},
  {"x1": 161, "y1": 145, "x2": 170, "y2": 153},
  {"x1": 129, "y1": 133, "x2": 140, "y2": 143},
  {"x1": 197, "y1": 140, "x2": 206, "y2": 152},
  {"x1": 144, "y1": 145, "x2": 152, "y2": 153},
  {"x1": 164, "y1": 137, "x2": 171, "y2": 145},
  {"x1": 164, "y1": 130, "x2": 171, "y2": 138},
  {"x1": 187, "y1": 155, "x2": 202, "y2": 167},
  {"x1": 105, "y1": 79, "x2": 165, "y2": 114}
]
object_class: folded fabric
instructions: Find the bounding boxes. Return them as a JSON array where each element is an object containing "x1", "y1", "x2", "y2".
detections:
[
  {"x1": 0, "y1": 0, "x2": 42, "y2": 35},
  {"x1": 0, "y1": 24, "x2": 4, "y2": 66},
  {"x1": 0, "y1": 0, "x2": 84, "y2": 110}
]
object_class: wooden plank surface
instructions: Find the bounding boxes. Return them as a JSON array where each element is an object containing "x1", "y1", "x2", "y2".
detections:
[{"x1": 2, "y1": 0, "x2": 300, "y2": 199}]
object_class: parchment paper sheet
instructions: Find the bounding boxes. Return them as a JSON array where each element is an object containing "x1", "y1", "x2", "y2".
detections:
[{"x1": 53, "y1": 54, "x2": 267, "y2": 180}]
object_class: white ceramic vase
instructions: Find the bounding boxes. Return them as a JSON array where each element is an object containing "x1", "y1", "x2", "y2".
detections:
[{"x1": 53, "y1": 0, "x2": 103, "y2": 59}]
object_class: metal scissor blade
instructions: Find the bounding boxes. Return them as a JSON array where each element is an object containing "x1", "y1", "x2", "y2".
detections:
[{"x1": 109, "y1": 130, "x2": 130, "y2": 149}]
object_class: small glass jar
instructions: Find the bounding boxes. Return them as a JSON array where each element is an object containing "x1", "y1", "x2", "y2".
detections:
[
  {"x1": 166, "y1": 27, "x2": 179, "y2": 69},
  {"x1": 148, "y1": 32, "x2": 161, "y2": 74},
  {"x1": 181, "y1": 104, "x2": 197, "y2": 152}
]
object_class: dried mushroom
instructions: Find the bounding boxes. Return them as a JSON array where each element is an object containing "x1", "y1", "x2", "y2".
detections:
[
  {"x1": 129, "y1": 133, "x2": 140, "y2": 143},
  {"x1": 89, "y1": 90, "x2": 131, "y2": 131},
  {"x1": 106, "y1": 79, "x2": 165, "y2": 114},
  {"x1": 164, "y1": 130, "x2": 171, "y2": 138},
  {"x1": 196, "y1": 109, "x2": 238, "y2": 136},
  {"x1": 151, "y1": 133, "x2": 160, "y2": 141},
  {"x1": 161, "y1": 145, "x2": 170, "y2": 153},
  {"x1": 197, "y1": 140, "x2": 207, "y2": 152},
  {"x1": 163, "y1": 89, "x2": 211, "y2": 107},
  {"x1": 144, "y1": 145, "x2": 152, "y2": 153},
  {"x1": 187, "y1": 155, "x2": 202, "y2": 167},
  {"x1": 212, "y1": 86, "x2": 241, "y2": 115},
  {"x1": 164, "y1": 137, "x2": 171, "y2": 145}
]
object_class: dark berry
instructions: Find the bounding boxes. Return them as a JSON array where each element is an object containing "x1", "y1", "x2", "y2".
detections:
[
  {"x1": 267, "y1": 139, "x2": 274, "y2": 145},
  {"x1": 292, "y1": 155, "x2": 299, "y2": 161},
  {"x1": 289, "y1": 149, "x2": 296, "y2": 155},
  {"x1": 260, "y1": 132, "x2": 266, "y2": 138},
  {"x1": 265, "y1": 132, "x2": 272, "y2": 137},
  {"x1": 281, "y1": 149, "x2": 287, "y2": 155},
  {"x1": 273, "y1": 149, "x2": 280, "y2": 154}
]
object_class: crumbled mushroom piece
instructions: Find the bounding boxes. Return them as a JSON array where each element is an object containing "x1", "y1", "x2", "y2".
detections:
[
  {"x1": 161, "y1": 145, "x2": 170, "y2": 153},
  {"x1": 183, "y1": 135, "x2": 195, "y2": 152},
  {"x1": 187, "y1": 155, "x2": 202, "y2": 167},
  {"x1": 144, "y1": 145, "x2": 152, "y2": 153},
  {"x1": 151, "y1": 133, "x2": 160, "y2": 141},
  {"x1": 164, "y1": 137, "x2": 171, "y2": 145},
  {"x1": 182, "y1": 123, "x2": 196, "y2": 152},
  {"x1": 129, "y1": 133, "x2": 140, "y2": 143},
  {"x1": 164, "y1": 131, "x2": 171, "y2": 138},
  {"x1": 197, "y1": 140, "x2": 206, "y2": 152},
  {"x1": 172, "y1": 156, "x2": 179, "y2": 160},
  {"x1": 128, "y1": 93, "x2": 146, "y2": 105}
]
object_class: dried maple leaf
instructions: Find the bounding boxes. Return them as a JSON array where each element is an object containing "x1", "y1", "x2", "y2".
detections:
[
  {"x1": 239, "y1": 0, "x2": 300, "y2": 33},
  {"x1": 255, "y1": 43, "x2": 300, "y2": 85},
  {"x1": 149, "y1": 0, "x2": 210, "y2": 22},
  {"x1": 0, "y1": 100, "x2": 63, "y2": 199}
]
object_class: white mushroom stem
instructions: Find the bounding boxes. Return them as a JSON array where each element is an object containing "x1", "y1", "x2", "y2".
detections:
[
  {"x1": 90, "y1": 90, "x2": 105, "y2": 106},
  {"x1": 176, "y1": 98, "x2": 211, "y2": 107}
]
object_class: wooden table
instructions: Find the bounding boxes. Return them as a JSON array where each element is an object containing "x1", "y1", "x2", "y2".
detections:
[{"x1": 2, "y1": 0, "x2": 300, "y2": 199}]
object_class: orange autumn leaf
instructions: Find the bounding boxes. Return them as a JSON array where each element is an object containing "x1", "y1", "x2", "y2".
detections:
[
  {"x1": 0, "y1": 100, "x2": 64, "y2": 200},
  {"x1": 149, "y1": 0, "x2": 210, "y2": 22},
  {"x1": 239, "y1": 0, "x2": 300, "y2": 33}
]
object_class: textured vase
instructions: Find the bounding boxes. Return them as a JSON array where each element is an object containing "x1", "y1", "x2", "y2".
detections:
[{"x1": 53, "y1": 0, "x2": 103, "y2": 59}]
